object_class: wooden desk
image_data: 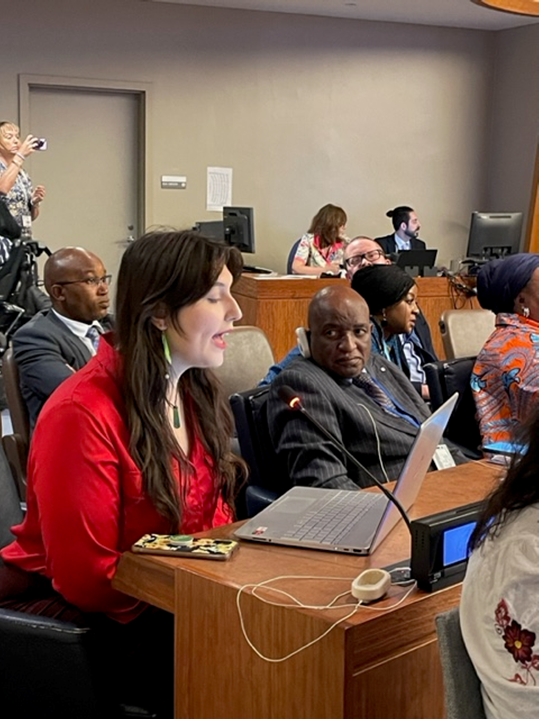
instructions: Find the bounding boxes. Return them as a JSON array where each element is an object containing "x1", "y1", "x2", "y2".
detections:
[
  {"x1": 114, "y1": 461, "x2": 500, "y2": 719},
  {"x1": 414, "y1": 277, "x2": 479, "y2": 358},
  {"x1": 232, "y1": 275, "x2": 347, "y2": 361},
  {"x1": 232, "y1": 274, "x2": 479, "y2": 361}
]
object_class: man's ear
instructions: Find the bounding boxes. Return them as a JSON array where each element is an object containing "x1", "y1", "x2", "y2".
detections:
[{"x1": 49, "y1": 284, "x2": 65, "y2": 302}]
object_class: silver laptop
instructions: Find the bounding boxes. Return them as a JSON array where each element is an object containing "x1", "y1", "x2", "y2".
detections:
[{"x1": 235, "y1": 393, "x2": 458, "y2": 555}]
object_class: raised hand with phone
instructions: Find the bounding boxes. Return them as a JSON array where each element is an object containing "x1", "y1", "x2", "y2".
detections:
[{"x1": 0, "y1": 120, "x2": 47, "y2": 260}]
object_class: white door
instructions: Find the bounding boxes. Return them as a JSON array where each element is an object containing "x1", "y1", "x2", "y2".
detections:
[{"x1": 25, "y1": 86, "x2": 142, "y2": 284}]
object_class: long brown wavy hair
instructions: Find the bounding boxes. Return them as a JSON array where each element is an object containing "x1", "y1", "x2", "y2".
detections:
[
  {"x1": 115, "y1": 229, "x2": 246, "y2": 529},
  {"x1": 308, "y1": 204, "x2": 347, "y2": 250},
  {"x1": 468, "y1": 408, "x2": 539, "y2": 552}
]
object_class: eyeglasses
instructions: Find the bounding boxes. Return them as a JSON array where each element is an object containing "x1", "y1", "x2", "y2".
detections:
[
  {"x1": 55, "y1": 275, "x2": 112, "y2": 288},
  {"x1": 344, "y1": 250, "x2": 385, "y2": 269}
]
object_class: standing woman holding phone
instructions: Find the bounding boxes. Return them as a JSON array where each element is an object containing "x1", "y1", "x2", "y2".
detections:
[
  {"x1": 0, "y1": 121, "x2": 46, "y2": 262},
  {"x1": 0, "y1": 230, "x2": 246, "y2": 717}
]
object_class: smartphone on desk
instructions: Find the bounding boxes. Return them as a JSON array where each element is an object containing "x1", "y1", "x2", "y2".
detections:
[{"x1": 132, "y1": 534, "x2": 239, "y2": 561}]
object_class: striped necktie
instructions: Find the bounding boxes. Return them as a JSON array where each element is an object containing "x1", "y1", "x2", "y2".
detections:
[
  {"x1": 86, "y1": 325, "x2": 101, "y2": 351},
  {"x1": 353, "y1": 373, "x2": 396, "y2": 412},
  {"x1": 353, "y1": 372, "x2": 419, "y2": 428}
]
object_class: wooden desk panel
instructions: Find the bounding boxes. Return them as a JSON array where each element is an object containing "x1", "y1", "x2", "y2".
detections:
[
  {"x1": 232, "y1": 274, "x2": 479, "y2": 361},
  {"x1": 232, "y1": 275, "x2": 347, "y2": 361},
  {"x1": 416, "y1": 277, "x2": 479, "y2": 358},
  {"x1": 114, "y1": 461, "x2": 500, "y2": 719}
]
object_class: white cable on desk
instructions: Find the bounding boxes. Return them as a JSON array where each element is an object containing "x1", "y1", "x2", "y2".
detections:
[{"x1": 236, "y1": 574, "x2": 417, "y2": 663}]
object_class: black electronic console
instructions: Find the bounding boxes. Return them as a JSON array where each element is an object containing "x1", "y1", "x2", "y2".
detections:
[
  {"x1": 242, "y1": 265, "x2": 274, "y2": 275},
  {"x1": 410, "y1": 501, "x2": 484, "y2": 592},
  {"x1": 396, "y1": 249, "x2": 438, "y2": 278}
]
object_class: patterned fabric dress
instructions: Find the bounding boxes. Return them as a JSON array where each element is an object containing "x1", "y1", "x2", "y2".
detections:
[
  {"x1": 0, "y1": 159, "x2": 34, "y2": 262},
  {"x1": 293, "y1": 232, "x2": 345, "y2": 270},
  {"x1": 471, "y1": 313, "x2": 539, "y2": 447}
]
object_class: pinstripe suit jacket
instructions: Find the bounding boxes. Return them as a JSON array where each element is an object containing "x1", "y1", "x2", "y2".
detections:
[{"x1": 267, "y1": 354, "x2": 432, "y2": 491}]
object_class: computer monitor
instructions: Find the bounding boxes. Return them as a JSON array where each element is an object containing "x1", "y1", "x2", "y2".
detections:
[
  {"x1": 193, "y1": 220, "x2": 225, "y2": 241},
  {"x1": 396, "y1": 249, "x2": 438, "y2": 277},
  {"x1": 466, "y1": 212, "x2": 523, "y2": 259},
  {"x1": 223, "y1": 206, "x2": 255, "y2": 254}
]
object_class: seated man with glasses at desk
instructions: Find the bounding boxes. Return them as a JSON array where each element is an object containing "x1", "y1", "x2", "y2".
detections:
[
  {"x1": 342, "y1": 236, "x2": 391, "y2": 273},
  {"x1": 12, "y1": 247, "x2": 113, "y2": 427}
]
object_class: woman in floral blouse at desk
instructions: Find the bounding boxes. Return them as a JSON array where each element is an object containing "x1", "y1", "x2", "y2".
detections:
[{"x1": 291, "y1": 203, "x2": 348, "y2": 276}]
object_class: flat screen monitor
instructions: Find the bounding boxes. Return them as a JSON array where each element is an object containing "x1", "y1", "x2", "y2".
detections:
[
  {"x1": 223, "y1": 207, "x2": 255, "y2": 254},
  {"x1": 194, "y1": 220, "x2": 225, "y2": 241},
  {"x1": 466, "y1": 212, "x2": 523, "y2": 259},
  {"x1": 396, "y1": 249, "x2": 437, "y2": 277}
]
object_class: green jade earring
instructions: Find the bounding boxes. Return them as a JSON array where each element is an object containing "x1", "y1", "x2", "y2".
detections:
[{"x1": 162, "y1": 332, "x2": 181, "y2": 429}]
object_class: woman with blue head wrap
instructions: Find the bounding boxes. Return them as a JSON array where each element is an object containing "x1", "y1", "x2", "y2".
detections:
[{"x1": 472, "y1": 252, "x2": 539, "y2": 450}]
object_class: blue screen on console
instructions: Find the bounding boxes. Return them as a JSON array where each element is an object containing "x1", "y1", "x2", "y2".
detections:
[{"x1": 443, "y1": 522, "x2": 476, "y2": 567}]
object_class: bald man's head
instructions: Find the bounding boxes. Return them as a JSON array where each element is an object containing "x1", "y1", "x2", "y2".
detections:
[
  {"x1": 44, "y1": 247, "x2": 110, "y2": 323},
  {"x1": 308, "y1": 285, "x2": 371, "y2": 378},
  {"x1": 343, "y1": 237, "x2": 390, "y2": 279}
]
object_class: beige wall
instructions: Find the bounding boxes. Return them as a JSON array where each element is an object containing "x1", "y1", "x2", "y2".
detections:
[
  {"x1": 0, "y1": 0, "x2": 497, "y2": 270},
  {"x1": 486, "y1": 23, "x2": 539, "y2": 246}
]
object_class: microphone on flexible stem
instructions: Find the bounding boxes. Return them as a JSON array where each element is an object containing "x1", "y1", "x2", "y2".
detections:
[
  {"x1": 439, "y1": 268, "x2": 477, "y2": 296},
  {"x1": 277, "y1": 385, "x2": 412, "y2": 533}
]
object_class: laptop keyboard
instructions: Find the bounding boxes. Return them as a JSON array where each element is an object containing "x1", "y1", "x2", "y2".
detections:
[{"x1": 282, "y1": 491, "x2": 386, "y2": 545}]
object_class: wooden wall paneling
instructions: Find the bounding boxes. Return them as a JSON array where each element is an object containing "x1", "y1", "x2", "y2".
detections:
[
  {"x1": 233, "y1": 275, "x2": 480, "y2": 362},
  {"x1": 526, "y1": 141, "x2": 539, "y2": 252}
]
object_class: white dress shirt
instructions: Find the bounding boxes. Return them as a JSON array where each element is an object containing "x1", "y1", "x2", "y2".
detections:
[
  {"x1": 394, "y1": 232, "x2": 411, "y2": 251},
  {"x1": 52, "y1": 308, "x2": 103, "y2": 356}
]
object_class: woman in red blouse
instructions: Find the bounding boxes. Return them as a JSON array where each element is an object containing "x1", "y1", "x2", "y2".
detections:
[{"x1": 0, "y1": 229, "x2": 247, "y2": 716}]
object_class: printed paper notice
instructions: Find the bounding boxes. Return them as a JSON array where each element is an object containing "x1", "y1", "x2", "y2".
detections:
[{"x1": 207, "y1": 167, "x2": 232, "y2": 211}]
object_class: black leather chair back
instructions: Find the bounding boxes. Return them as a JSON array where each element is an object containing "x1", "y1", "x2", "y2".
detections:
[
  {"x1": 2, "y1": 347, "x2": 30, "y2": 500},
  {"x1": 424, "y1": 357, "x2": 482, "y2": 458},
  {"x1": 0, "y1": 445, "x2": 23, "y2": 549},
  {"x1": 230, "y1": 387, "x2": 285, "y2": 515}
]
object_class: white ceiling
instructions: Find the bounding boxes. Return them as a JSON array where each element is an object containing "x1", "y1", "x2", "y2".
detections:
[{"x1": 147, "y1": 0, "x2": 539, "y2": 30}]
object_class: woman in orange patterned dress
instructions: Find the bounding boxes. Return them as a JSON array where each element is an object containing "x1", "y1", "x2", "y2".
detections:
[{"x1": 471, "y1": 253, "x2": 539, "y2": 450}]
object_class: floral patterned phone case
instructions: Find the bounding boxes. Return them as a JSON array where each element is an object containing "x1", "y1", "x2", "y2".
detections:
[{"x1": 132, "y1": 534, "x2": 239, "y2": 561}]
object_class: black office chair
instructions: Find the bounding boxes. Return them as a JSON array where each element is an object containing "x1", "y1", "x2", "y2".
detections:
[
  {"x1": 424, "y1": 357, "x2": 482, "y2": 459},
  {"x1": 286, "y1": 238, "x2": 302, "y2": 274},
  {"x1": 0, "y1": 445, "x2": 156, "y2": 719},
  {"x1": 230, "y1": 386, "x2": 288, "y2": 516},
  {"x1": 2, "y1": 347, "x2": 30, "y2": 501}
]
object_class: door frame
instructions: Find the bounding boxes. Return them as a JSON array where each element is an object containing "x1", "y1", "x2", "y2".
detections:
[
  {"x1": 526, "y1": 139, "x2": 539, "y2": 252},
  {"x1": 18, "y1": 73, "x2": 152, "y2": 233}
]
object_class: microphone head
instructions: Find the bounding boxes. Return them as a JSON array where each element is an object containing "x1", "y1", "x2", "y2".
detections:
[{"x1": 278, "y1": 385, "x2": 303, "y2": 411}]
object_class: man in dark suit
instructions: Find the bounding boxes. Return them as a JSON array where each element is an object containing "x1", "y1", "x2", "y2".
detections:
[
  {"x1": 374, "y1": 205, "x2": 427, "y2": 255},
  {"x1": 267, "y1": 285, "x2": 463, "y2": 490},
  {"x1": 12, "y1": 247, "x2": 112, "y2": 427}
]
